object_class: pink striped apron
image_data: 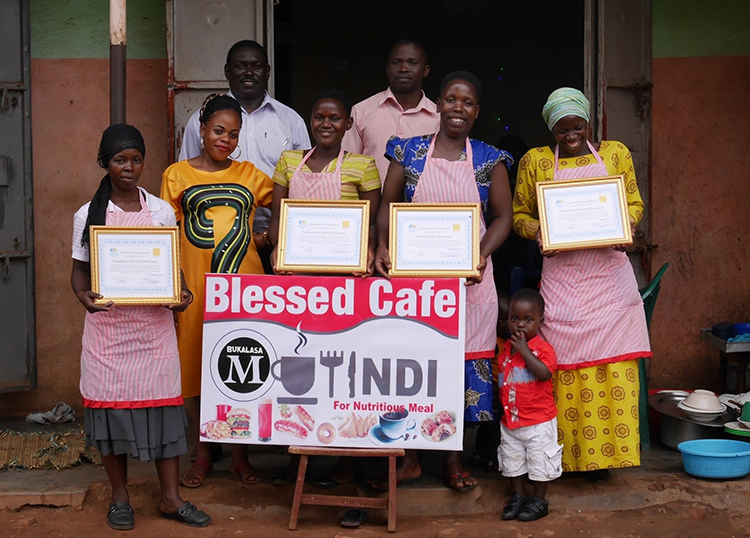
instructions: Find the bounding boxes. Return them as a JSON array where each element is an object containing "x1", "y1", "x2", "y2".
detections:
[
  {"x1": 412, "y1": 136, "x2": 498, "y2": 358},
  {"x1": 538, "y1": 141, "x2": 651, "y2": 369},
  {"x1": 289, "y1": 146, "x2": 344, "y2": 200},
  {"x1": 80, "y1": 189, "x2": 183, "y2": 408}
]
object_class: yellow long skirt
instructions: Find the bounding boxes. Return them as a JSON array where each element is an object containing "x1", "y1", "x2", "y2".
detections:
[{"x1": 553, "y1": 359, "x2": 640, "y2": 472}]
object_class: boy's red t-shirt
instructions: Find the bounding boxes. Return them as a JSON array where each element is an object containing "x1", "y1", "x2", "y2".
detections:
[{"x1": 499, "y1": 335, "x2": 558, "y2": 429}]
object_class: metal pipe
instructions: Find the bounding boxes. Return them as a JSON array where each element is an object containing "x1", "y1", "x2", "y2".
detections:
[{"x1": 110, "y1": 0, "x2": 127, "y2": 124}]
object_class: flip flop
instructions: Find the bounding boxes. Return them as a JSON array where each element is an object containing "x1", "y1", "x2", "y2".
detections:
[
  {"x1": 181, "y1": 458, "x2": 213, "y2": 488},
  {"x1": 230, "y1": 460, "x2": 262, "y2": 485},
  {"x1": 445, "y1": 472, "x2": 477, "y2": 492},
  {"x1": 340, "y1": 509, "x2": 368, "y2": 528}
]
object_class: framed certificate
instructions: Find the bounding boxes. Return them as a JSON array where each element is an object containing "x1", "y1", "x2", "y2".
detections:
[
  {"x1": 389, "y1": 203, "x2": 480, "y2": 278},
  {"x1": 89, "y1": 226, "x2": 181, "y2": 305},
  {"x1": 536, "y1": 174, "x2": 633, "y2": 252},
  {"x1": 276, "y1": 199, "x2": 369, "y2": 273}
]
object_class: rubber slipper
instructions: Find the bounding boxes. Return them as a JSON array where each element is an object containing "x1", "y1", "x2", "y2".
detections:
[
  {"x1": 161, "y1": 502, "x2": 212, "y2": 528},
  {"x1": 340, "y1": 509, "x2": 368, "y2": 528},
  {"x1": 107, "y1": 502, "x2": 134, "y2": 530},
  {"x1": 181, "y1": 458, "x2": 213, "y2": 488},
  {"x1": 445, "y1": 472, "x2": 477, "y2": 492},
  {"x1": 230, "y1": 460, "x2": 262, "y2": 485}
]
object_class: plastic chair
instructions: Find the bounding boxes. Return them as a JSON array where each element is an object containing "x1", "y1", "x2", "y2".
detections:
[{"x1": 637, "y1": 262, "x2": 670, "y2": 449}]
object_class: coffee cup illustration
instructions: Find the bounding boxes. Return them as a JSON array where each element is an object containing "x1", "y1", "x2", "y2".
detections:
[
  {"x1": 271, "y1": 355, "x2": 316, "y2": 395},
  {"x1": 379, "y1": 410, "x2": 416, "y2": 440}
]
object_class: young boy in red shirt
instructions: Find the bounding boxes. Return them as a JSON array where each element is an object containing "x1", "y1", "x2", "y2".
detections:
[{"x1": 498, "y1": 288, "x2": 561, "y2": 521}]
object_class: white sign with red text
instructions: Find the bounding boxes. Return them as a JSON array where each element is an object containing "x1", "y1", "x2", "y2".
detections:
[{"x1": 200, "y1": 274, "x2": 465, "y2": 450}]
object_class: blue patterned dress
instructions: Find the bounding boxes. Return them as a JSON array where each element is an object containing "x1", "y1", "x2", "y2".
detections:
[{"x1": 386, "y1": 134, "x2": 513, "y2": 422}]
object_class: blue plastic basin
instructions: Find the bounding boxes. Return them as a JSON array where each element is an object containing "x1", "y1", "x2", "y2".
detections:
[{"x1": 677, "y1": 439, "x2": 750, "y2": 478}]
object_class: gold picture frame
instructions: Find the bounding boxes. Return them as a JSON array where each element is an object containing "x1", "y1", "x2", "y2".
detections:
[
  {"x1": 536, "y1": 174, "x2": 633, "y2": 253},
  {"x1": 388, "y1": 203, "x2": 481, "y2": 278},
  {"x1": 276, "y1": 199, "x2": 370, "y2": 274},
  {"x1": 90, "y1": 226, "x2": 181, "y2": 305}
]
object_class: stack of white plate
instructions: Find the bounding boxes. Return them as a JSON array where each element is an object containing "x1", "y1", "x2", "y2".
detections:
[{"x1": 677, "y1": 389, "x2": 726, "y2": 422}]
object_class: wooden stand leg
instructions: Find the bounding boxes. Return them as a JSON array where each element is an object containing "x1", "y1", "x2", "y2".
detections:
[
  {"x1": 288, "y1": 454, "x2": 309, "y2": 530},
  {"x1": 387, "y1": 454, "x2": 396, "y2": 532}
]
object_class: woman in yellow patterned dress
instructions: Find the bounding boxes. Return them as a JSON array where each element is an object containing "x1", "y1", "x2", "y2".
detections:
[{"x1": 512, "y1": 88, "x2": 651, "y2": 481}]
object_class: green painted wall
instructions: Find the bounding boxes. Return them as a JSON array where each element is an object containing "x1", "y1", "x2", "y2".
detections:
[
  {"x1": 31, "y1": 0, "x2": 166, "y2": 59},
  {"x1": 653, "y1": 0, "x2": 750, "y2": 58}
]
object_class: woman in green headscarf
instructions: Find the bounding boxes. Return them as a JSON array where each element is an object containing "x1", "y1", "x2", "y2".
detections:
[{"x1": 512, "y1": 88, "x2": 651, "y2": 482}]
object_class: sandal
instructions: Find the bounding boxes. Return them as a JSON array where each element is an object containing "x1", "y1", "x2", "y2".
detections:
[
  {"x1": 501, "y1": 493, "x2": 527, "y2": 520},
  {"x1": 445, "y1": 472, "x2": 477, "y2": 492},
  {"x1": 181, "y1": 457, "x2": 213, "y2": 488},
  {"x1": 517, "y1": 496, "x2": 549, "y2": 521},
  {"x1": 161, "y1": 502, "x2": 212, "y2": 528},
  {"x1": 107, "y1": 502, "x2": 134, "y2": 530},
  {"x1": 230, "y1": 459, "x2": 262, "y2": 485}
]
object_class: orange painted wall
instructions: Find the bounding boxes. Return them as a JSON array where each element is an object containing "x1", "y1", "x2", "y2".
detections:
[
  {"x1": 0, "y1": 59, "x2": 168, "y2": 416},
  {"x1": 649, "y1": 55, "x2": 750, "y2": 389}
]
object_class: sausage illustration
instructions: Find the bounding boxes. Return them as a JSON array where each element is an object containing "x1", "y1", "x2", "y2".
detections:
[
  {"x1": 294, "y1": 405, "x2": 315, "y2": 431},
  {"x1": 274, "y1": 419, "x2": 308, "y2": 439}
]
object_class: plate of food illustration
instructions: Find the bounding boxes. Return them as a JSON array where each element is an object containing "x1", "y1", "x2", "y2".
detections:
[{"x1": 420, "y1": 410, "x2": 457, "y2": 442}]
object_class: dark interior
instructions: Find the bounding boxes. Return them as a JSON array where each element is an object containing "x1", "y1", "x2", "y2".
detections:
[{"x1": 274, "y1": 0, "x2": 584, "y2": 151}]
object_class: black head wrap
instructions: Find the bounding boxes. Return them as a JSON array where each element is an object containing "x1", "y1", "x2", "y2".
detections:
[
  {"x1": 81, "y1": 124, "x2": 147, "y2": 247},
  {"x1": 97, "y1": 124, "x2": 146, "y2": 167}
]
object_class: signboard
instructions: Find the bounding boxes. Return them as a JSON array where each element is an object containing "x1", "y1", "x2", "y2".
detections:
[{"x1": 200, "y1": 274, "x2": 465, "y2": 450}]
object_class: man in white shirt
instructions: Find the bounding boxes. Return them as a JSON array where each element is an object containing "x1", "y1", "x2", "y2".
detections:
[
  {"x1": 180, "y1": 40, "x2": 310, "y2": 258},
  {"x1": 342, "y1": 40, "x2": 439, "y2": 182},
  {"x1": 180, "y1": 40, "x2": 310, "y2": 174}
]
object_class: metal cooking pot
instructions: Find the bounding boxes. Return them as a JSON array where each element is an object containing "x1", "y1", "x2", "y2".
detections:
[
  {"x1": 649, "y1": 390, "x2": 733, "y2": 450},
  {"x1": 659, "y1": 413, "x2": 724, "y2": 450}
]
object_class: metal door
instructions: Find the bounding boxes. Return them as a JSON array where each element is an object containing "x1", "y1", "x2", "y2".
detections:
[
  {"x1": 585, "y1": 0, "x2": 652, "y2": 285},
  {"x1": 0, "y1": 0, "x2": 36, "y2": 392},
  {"x1": 167, "y1": 0, "x2": 275, "y2": 162}
]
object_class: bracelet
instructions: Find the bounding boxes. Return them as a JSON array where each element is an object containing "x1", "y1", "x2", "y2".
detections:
[
  {"x1": 184, "y1": 289, "x2": 194, "y2": 304},
  {"x1": 261, "y1": 230, "x2": 272, "y2": 248}
]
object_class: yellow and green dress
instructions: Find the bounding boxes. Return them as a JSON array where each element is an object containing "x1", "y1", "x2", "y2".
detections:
[
  {"x1": 161, "y1": 160, "x2": 273, "y2": 398},
  {"x1": 512, "y1": 141, "x2": 652, "y2": 472}
]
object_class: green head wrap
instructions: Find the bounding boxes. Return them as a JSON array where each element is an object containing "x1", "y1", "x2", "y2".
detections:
[{"x1": 541, "y1": 87, "x2": 590, "y2": 131}]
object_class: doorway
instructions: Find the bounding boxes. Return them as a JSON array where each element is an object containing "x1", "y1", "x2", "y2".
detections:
[{"x1": 274, "y1": 0, "x2": 585, "y2": 150}]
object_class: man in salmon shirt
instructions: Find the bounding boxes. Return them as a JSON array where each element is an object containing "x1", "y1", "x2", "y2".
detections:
[{"x1": 342, "y1": 39, "x2": 439, "y2": 183}]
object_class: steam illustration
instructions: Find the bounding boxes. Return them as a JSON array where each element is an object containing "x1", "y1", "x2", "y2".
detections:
[{"x1": 294, "y1": 322, "x2": 308, "y2": 355}]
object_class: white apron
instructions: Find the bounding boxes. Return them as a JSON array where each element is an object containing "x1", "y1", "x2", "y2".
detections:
[
  {"x1": 80, "y1": 189, "x2": 182, "y2": 407},
  {"x1": 288, "y1": 146, "x2": 344, "y2": 200},
  {"x1": 412, "y1": 136, "x2": 498, "y2": 358},
  {"x1": 538, "y1": 141, "x2": 651, "y2": 369}
]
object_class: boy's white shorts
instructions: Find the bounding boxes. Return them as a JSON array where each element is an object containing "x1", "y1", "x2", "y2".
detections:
[{"x1": 498, "y1": 417, "x2": 563, "y2": 482}]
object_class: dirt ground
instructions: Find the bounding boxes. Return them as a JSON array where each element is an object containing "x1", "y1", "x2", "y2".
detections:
[{"x1": 2, "y1": 472, "x2": 747, "y2": 538}]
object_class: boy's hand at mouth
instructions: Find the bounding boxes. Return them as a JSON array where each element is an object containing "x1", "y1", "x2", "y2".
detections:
[{"x1": 509, "y1": 330, "x2": 531, "y2": 355}]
